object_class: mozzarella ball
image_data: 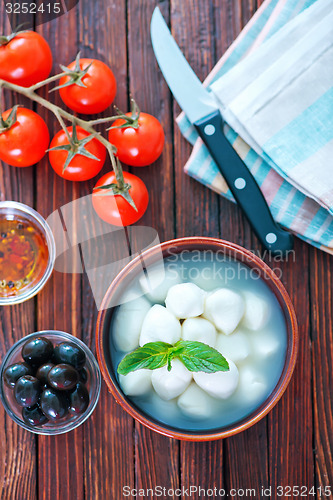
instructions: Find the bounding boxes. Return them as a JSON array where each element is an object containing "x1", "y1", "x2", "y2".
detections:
[
  {"x1": 203, "y1": 288, "x2": 245, "y2": 335},
  {"x1": 152, "y1": 359, "x2": 192, "y2": 400},
  {"x1": 242, "y1": 291, "x2": 270, "y2": 331},
  {"x1": 235, "y1": 365, "x2": 267, "y2": 403},
  {"x1": 165, "y1": 283, "x2": 206, "y2": 319},
  {"x1": 186, "y1": 266, "x2": 225, "y2": 292},
  {"x1": 139, "y1": 264, "x2": 182, "y2": 303},
  {"x1": 177, "y1": 382, "x2": 216, "y2": 419},
  {"x1": 113, "y1": 296, "x2": 152, "y2": 352},
  {"x1": 193, "y1": 358, "x2": 239, "y2": 399},
  {"x1": 119, "y1": 369, "x2": 152, "y2": 396},
  {"x1": 139, "y1": 304, "x2": 181, "y2": 346},
  {"x1": 149, "y1": 390, "x2": 180, "y2": 420},
  {"x1": 250, "y1": 330, "x2": 281, "y2": 358},
  {"x1": 215, "y1": 329, "x2": 251, "y2": 364},
  {"x1": 182, "y1": 317, "x2": 217, "y2": 347}
]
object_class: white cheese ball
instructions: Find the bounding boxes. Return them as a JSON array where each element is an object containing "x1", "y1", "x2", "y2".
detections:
[
  {"x1": 149, "y1": 390, "x2": 180, "y2": 420},
  {"x1": 139, "y1": 304, "x2": 181, "y2": 346},
  {"x1": 215, "y1": 329, "x2": 251, "y2": 364},
  {"x1": 152, "y1": 359, "x2": 192, "y2": 401},
  {"x1": 139, "y1": 264, "x2": 182, "y2": 303},
  {"x1": 113, "y1": 296, "x2": 152, "y2": 352},
  {"x1": 177, "y1": 383, "x2": 215, "y2": 419},
  {"x1": 203, "y1": 288, "x2": 245, "y2": 335},
  {"x1": 165, "y1": 283, "x2": 206, "y2": 319},
  {"x1": 250, "y1": 330, "x2": 281, "y2": 359},
  {"x1": 181, "y1": 317, "x2": 217, "y2": 348},
  {"x1": 119, "y1": 369, "x2": 152, "y2": 396},
  {"x1": 186, "y1": 266, "x2": 225, "y2": 292},
  {"x1": 242, "y1": 291, "x2": 270, "y2": 331},
  {"x1": 236, "y1": 365, "x2": 267, "y2": 403},
  {"x1": 193, "y1": 358, "x2": 239, "y2": 399}
]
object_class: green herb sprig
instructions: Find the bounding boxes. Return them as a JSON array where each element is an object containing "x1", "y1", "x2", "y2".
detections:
[{"x1": 117, "y1": 340, "x2": 229, "y2": 376}]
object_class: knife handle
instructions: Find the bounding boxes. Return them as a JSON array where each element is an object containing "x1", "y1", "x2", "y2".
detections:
[{"x1": 194, "y1": 110, "x2": 293, "y2": 254}]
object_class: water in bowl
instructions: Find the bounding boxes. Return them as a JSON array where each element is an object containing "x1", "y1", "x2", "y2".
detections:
[{"x1": 110, "y1": 251, "x2": 287, "y2": 432}]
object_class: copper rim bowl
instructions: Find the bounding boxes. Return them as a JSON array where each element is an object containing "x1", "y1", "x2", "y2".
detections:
[{"x1": 96, "y1": 237, "x2": 298, "y2": 441}]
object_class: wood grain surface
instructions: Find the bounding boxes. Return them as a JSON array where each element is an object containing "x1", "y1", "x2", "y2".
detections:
[{"x1": 0, "y1": 0, "x2": 332, "y2": 499}]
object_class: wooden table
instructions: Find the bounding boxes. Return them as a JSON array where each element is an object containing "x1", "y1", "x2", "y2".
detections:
[{"x1": 1, "y1": 1, "x2": 332, "y2": 498}]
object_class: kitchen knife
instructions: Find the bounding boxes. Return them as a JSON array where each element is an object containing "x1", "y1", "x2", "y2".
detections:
[{"x1": 150, "y1": 7, "x2": 293, "y2": 254}]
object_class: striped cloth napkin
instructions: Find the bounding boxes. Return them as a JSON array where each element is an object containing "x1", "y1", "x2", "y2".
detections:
[{"x1": 177, "y1": 0, "x2": 333, "y2": 254}]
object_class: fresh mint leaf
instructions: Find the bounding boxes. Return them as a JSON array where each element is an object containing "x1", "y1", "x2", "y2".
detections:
[
  {"x1": 117, "y1": 339, "x2": 229, "y2": 376},
  {"x1": 117, "y1": 342, "x2": 172, "y2": 375},
  {"x1": 174, "y1": 340, "x2": 229, "y2": 373}
]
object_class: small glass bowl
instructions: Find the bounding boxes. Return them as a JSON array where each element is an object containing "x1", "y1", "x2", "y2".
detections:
[
  {"x1": 0, "y1": 331, "x2": 101, "y2": 435},
  {"x1": 0, "y1": 201, "x2": 56, "y2": 305}
]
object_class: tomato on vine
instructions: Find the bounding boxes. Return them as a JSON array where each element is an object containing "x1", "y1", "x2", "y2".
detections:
[
  {"x1": 57, "y1": 53, "x2": 117, "y2": 114},
  {"x1": 92, "y1": 170, "x2": 149, "y2": 226},
  {"x1": 0, "y1": 30, "x2": 52, "y2": 87},
  {"x1": 0, "y1": 107, "x2": 49, "y2": 167},
  {"x1": 108, "y1": 101, "x2": 165, "y2": 167},
  {"x1": 48, "y1": 124, "x2": 107, "y2": 181}
]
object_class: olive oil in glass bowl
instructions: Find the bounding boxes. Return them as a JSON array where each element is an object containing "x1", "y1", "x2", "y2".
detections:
[{"x1": 0, "y1": 201, "x2": 55, "y2": 305}]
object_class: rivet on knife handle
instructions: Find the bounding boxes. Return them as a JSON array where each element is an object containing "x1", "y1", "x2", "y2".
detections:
[{"x1": 194, "y1": 110, "x2": 294, "y2": 254}]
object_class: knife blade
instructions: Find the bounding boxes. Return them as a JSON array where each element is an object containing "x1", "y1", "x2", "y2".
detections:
[{"x1": 150, "y1": 7, "x2": 293, "y2": 254}]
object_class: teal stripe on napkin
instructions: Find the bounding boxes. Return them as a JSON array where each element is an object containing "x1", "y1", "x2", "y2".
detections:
[{"x1": 263, "y1": 88, "x2": 333, "y2": 171}]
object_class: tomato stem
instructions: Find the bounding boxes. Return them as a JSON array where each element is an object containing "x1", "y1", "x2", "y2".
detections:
[
  {"x1": 0, "y1": 23, "x2": 30, "y2": 46},
  {"x1": 29, "y1": 72, "x2": 68, "y2": 92},
  {"x1": 0, "y1": 77, "x2": 130, "y2": 197},
  {"x1": 53, "y1": 110, "x2": 73, "y2": 145}
]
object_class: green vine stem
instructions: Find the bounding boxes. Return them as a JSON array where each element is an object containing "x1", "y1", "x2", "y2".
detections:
[{"x1": 0, "y1": 75, "x2": 126, "y2": 194}]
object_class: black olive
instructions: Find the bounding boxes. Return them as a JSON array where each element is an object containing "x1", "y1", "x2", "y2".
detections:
[
  {"x1": 3, "y1": 362, "x2": 33, "y2": 388},
  {"x1": 36, "y1": 363, "x2": 55, "y2": 385},
  {"x1": 68, "y1": 383, "x2": 89, "y2": 415},
  {"x1": 7, "y1": 281, "x2": 14, "y2": 288},
  {"x1": 53, "y1": 342, "x2": 86, "y2": 370},
  {"x1": 0, "y1": 251, "x2": 4, "y2": 258},
  {"x1": 14, "y1": 376, "x2": 41, "y2": 407},
  {"x1": 22, "y1": 337, "x2": 54, "y2": 366},
  {"x1": 40, "y1": 388, "x2": 69, "y2": 421},
  {"x1": 1, "y1": 233, "x2": 7, "y2": 238},
  {"x1": 22, "y1": 405, "x2": 48, "y2": 426},
  {"x1": 47, "y1": 364, "x2": 79, "y2": 391},
  {"x1": 78, "y1": 368, "x2": 88, "y2": 384}
]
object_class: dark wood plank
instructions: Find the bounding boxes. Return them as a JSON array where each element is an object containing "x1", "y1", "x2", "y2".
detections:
[
  {"x1": 0, "y1": 9, "x2": 37, "y2": 500},
  {"x1": 127, "y1": 0, "x2": 180, "y2": 496},
  {"x1": 171, "y1": 0, "x2": 220, "y2": 236},
  {"x1": 214, "y1": 1, "x2": 268, "y2": 495},
  {"x1": 310, "y1": 248, "x2": 333, "y2": 492},
  {"x1": 171, "y1": 0, "x2": 225, "y2": 491},
  {"x1": 35, "y1": 7, "x2": 85, "y2": 500},
  {"x1": 268, "y1": 240, "x2": 314, "y2": 492},
  {"x1": 76, "y1": 0, "x2": 136, "y2": 498}
]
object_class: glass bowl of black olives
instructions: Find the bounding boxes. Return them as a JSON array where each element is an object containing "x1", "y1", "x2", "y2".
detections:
[{"x1": 0, "y1": 331, "x2": 101, "y2": 434}]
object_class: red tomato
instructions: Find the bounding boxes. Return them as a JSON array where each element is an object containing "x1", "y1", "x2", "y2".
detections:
[
  {"x1": 0, "y1": 31, "x2": 52, "y2": 87},
  {"x1": 48, "y1": 126, "x2": 107, "y2": 181},
  {"x1": 108, "y1": 112, "x2": 165, "y2": 167},
  {"x1": 59, "y1": 59, "x2": 117, "y2": 114},
  {"x1": 0, "y1": 108, "x2": 49, "y2": 167},
  {"x1": 92, "y1": 171, "x2": 149, "y2": 226}
]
